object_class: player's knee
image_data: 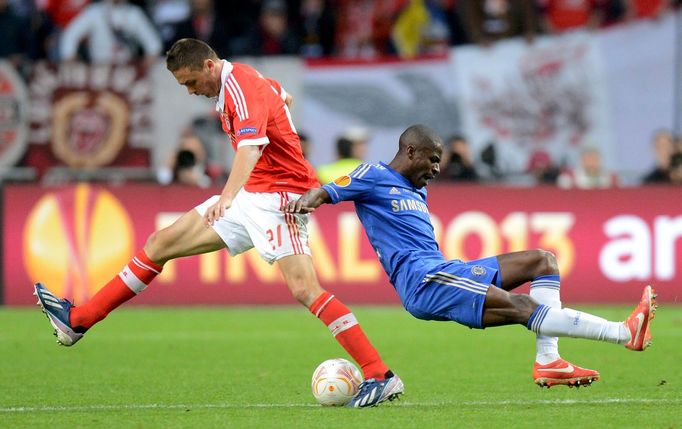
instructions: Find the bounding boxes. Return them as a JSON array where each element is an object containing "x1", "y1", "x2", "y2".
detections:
[
  {"x1": 289, "y1": 285, "x2": 308, "y2": 304},
  {"x1": 144, "y1": 229, "x2": 175, "y2": 264},
  {"x1": 287, "y1": 279, "x2": 320, "y2": 306},
  {"x1": 143, "y1": 231, "x2": 163, "y2": 260},
  {"x1": 531, "y1": 249, "x2": 559, "y2": 277}
]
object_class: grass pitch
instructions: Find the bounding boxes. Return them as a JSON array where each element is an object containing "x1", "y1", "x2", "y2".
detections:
[{"x1": 1, "y1": 305, "x2": 680, "y2": 428}]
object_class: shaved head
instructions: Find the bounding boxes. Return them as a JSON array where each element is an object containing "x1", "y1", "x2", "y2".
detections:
[
  {"x1": 390, "y1": 124, "x2": 444, "y2": 188},
  {"x1": 398, "y1": 124, "x2": 443, "y2": 153}
]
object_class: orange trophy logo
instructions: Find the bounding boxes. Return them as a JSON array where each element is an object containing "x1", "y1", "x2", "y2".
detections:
[{"x1": 23, "y1": 184, "x2": 134, "y2": 303}]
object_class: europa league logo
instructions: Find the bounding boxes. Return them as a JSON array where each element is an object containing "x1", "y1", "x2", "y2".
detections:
[{"x1": 23, "y1": 184, "x2": 134, "y2": 303}]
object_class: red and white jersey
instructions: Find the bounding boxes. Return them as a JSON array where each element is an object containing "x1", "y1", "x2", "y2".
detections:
[{"x1": 216, "y1": 61, "x2": 319, "y2": 194}]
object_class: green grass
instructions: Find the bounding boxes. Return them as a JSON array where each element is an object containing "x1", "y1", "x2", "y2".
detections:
[{"x1": 1, "y1": 305, "x2": 680, "y2": 428}]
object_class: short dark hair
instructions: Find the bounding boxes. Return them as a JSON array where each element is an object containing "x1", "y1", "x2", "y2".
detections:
[
  {"x1": 671, "y1": 152, "x2": 682, "y2": 168},
  {"x1": 336, "y1": 137, "x2": 354, "y2": 159},
  {"x1": 166, "y1": 38, "x2": 219, "y2": 72},
  {"x1": 175, "y1": 149, "x2": 197, "y2": 169}
]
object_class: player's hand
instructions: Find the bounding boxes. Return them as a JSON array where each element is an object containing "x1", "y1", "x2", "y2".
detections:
[
  {"x1": 284, "y1": 199, "x2": 316, "y2": 214},
  {"x1": 205, "y1": 196, "x2": 233, "y2": 226}
]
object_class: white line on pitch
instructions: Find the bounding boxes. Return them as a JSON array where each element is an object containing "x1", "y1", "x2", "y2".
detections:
[{"x1": 1, "y1": 398, "x2": 680, "y2": 413}]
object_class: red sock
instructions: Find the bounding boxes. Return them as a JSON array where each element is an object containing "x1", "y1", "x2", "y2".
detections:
[
  {"x1": 309, "y1": 291, "x2": 390, "y2": 380},
  {"x1": 70, "y1": 249, "x2": 162, "y2": 330}
]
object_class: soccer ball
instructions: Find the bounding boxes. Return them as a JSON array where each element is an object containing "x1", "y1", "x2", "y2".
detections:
[{"x1": 311, "y1": 358, "x2": 363, "y2": 406}]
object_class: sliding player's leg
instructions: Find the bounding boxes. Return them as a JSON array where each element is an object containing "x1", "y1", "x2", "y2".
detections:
[
  {"x1": 490, "y1": 250, "x2": 600, "y2": 387},
  {"x1": 482, "y1": 285, "x2": 656, "y2": 382},
  {"x1": 523, "y1": 285, "x2": 656, "y2": 352}
]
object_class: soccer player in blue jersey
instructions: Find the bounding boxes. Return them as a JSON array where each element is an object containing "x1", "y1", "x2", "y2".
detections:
[{"x1": 285, "y1": 124, "x2": 656, "y2": 401}]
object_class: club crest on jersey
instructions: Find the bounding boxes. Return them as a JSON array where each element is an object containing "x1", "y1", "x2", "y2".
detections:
[
  {"x1": 389, "y1": 187, "x2": 401, "y2": 195},
  {"x1": 237, "y1": 127, "x2": 257, "y2": 136},
  {"x1": 334, "y1": 175, "x2": 352, "y2": 187},
  {"x1": 471, "y1": 265, "x2": 486, "y2": 276}
]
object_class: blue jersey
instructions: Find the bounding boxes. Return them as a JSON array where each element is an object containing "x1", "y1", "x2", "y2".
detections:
[{"x1": 322, "y1": 162, "x2": 448, "y2": 302}]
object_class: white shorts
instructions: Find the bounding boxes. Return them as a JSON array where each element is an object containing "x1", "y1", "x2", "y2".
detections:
[{"x1": 194, "y1": 189, "x2": 311, "y2": 264}]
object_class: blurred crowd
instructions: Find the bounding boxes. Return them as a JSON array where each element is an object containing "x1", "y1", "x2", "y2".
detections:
[
  {"x1": 1, "y1": 0, "x2": 680, "y2": 72},
  {"x1": 316, "y1": 126, "x2": 682, "y2": 188},
  {"x1": 1, "y1": 0, "x2": 681, "y2": 188}
]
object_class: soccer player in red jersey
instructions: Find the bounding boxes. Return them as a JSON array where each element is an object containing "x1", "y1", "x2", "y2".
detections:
[{"x1": 34, "y1": 38, "x2": 402, "y2": 408}]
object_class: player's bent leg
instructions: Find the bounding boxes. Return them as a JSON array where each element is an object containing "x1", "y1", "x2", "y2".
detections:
[
  {"x1": 481, "y1": 287, "x2": 537, "y2": 328},
  {"x1": 496, "y1": 251, "x2": 570, "y2": 383},
  {"x1": 71, "y1": 210, "x2": 223, "y2": 329},
  {"x1": 528, "y1": 285, "x2": 657, "y2": 350},
  {"x1": 145, "y1": 209, "x2": 226, "y2": 264},
  {"x1": 496, "y1": 250, "x2": 559, "y2": 291},
  {"x1": 481, "y1": 288, "x2": 600, "y2": 389},
  {"x1": 276, "y1": 254, "x2": 324, "y2": 307},
  {"x1": 35, "y1": 209, "x2": 225, "y2": 346}
]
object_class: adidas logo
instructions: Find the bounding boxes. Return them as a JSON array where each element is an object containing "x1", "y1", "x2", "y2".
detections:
[
  {"x1": 389, "y1": 187, "x2": 400, "y2": 195},
  {"x1": 38, "y1": 289, "x2": 64, "y2": 310}
]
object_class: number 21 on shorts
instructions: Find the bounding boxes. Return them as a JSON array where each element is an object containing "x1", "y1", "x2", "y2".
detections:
[{"x1": 266, "y1": 224, "x2": 283, "y2": 250}]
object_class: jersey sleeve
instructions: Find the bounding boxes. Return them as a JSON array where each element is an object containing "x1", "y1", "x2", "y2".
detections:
[
  {"x1": 225, "y1": 72, "x2": 269, "y2": 148},
  {"x1": 321, "y1": 163, "x2": 376, "y2": 204},
  {"x1": 266, "y1": 78, "x2": 288, "y2": 103}
]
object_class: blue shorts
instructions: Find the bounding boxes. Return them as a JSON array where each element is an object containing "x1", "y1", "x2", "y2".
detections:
[{"x1": 402, "y1": 256, "x2": 501, "y2": 329}]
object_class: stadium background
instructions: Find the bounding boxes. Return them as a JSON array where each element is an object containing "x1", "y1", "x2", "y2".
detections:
[
  {"x1": 1, "y1": 2, "x2": 681, "y2": 427},
  {"x1": 1, "y1": 1, "x2": 679, "y2": 307}
]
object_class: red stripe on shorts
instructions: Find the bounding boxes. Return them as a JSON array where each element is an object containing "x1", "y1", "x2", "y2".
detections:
[{"x1": 280, "y1": 192, "x2": 303, "y2": 254}]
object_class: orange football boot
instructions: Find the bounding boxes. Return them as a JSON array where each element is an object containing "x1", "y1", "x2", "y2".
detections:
[{"x1": 533, "y1": 358, "x2": 600, "y2": 388}]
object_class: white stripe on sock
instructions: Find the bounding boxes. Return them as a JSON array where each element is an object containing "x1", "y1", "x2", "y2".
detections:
[
  {"x1": 132, "y1": 257, "x2": 160, "y2": 274},
  {"x1": 327, "y1": 313, "x2": 358, "y2": 337},
  {"x1": 119, "y1": 266, "x2": 148, "y2": 294},
  {"x1": 314, "y1": 294, "x2": 335, "y2": 318}
]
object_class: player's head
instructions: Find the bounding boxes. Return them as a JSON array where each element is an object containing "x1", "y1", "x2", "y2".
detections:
[
  {"x1": 336, "y1": 137, "x2": 354, "y2": 159},
  {"x1": 394, "y1": 124, "x2": 443, "y2": 188},
  {"x1": 166, "y1": 38, "x2": 222, "y2": 98},
  {"x1": 579, "y1": 147, "x2": 602, "y2": 174}
]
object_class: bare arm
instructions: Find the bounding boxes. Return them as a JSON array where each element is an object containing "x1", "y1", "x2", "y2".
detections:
[
  {"x1": 284, "y1": 188, "x2": 331, "y2": 214},
  {"x1": 204, "y1": 144, "x2": 261, "y2": 225}
]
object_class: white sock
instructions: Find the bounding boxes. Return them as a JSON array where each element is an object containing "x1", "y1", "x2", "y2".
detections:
[
  {"x1": 530, "y1": 276, "x2": 561, "y2": 364},
  {"x1": 530, "y1": 305, "x2": 630, "y2": 344}
]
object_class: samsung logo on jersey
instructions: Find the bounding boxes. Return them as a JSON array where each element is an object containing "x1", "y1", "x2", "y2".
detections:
[
  {"x1": 237, "y1": 127, "x2": 257, "y2": 136},
  {"x1": 391, "y1": 199, "x2": 429, "y2": 213}
]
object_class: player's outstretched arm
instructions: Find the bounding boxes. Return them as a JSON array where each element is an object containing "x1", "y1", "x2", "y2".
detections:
[
  {"x1": 284, "y1": 188, "x2": 331, "y2": 214},
  {"x1": 205, "y1": 145, "x2": 261, "y2": 225}
]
